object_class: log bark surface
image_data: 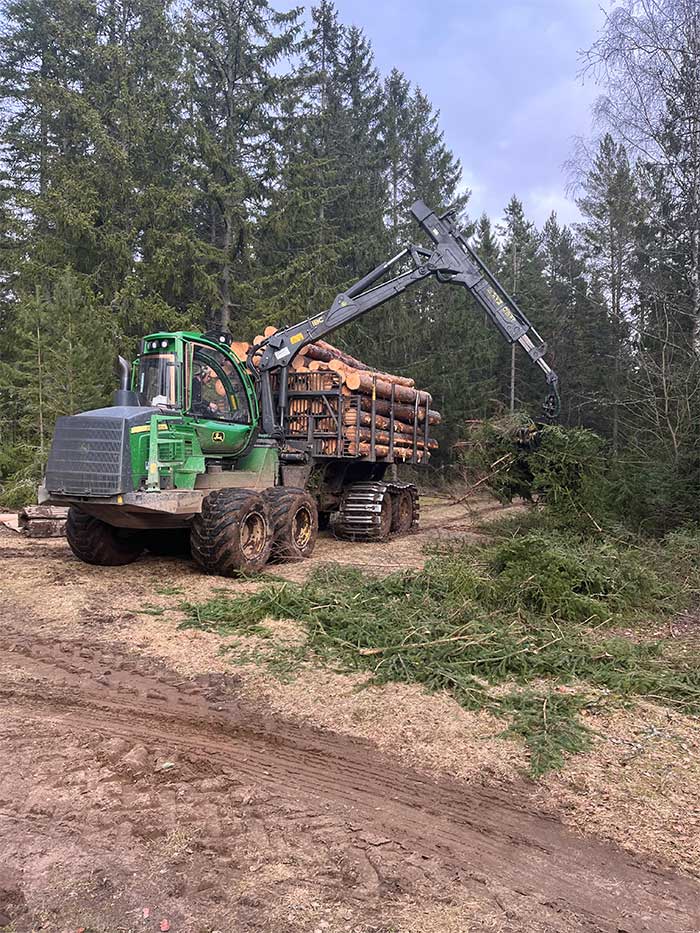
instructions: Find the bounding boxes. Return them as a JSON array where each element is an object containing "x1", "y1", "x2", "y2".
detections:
[
  {"x1": 327, "y1": 358, "x2": 415, "y2": 388},
  {"x1": 18, "y1": 506, "x2": 69, "y2": 538},
  {"x1": 344, "y1": 426, "x2": 437, "y2": 450},
  {"x1": 300, "y1": 343, "x2": 334, "y2": 364},
  {"x1": 342, "y1": 370, "x2": 431, "y2": 406},
  {"x1": 348, "y1": 393, "x2": 441, "y2": 424},
  {"x1": 343, "y1": 410, "x2": 411, "y2": 432},
  {"x1": 315, "y1": 339, "x2": 373, "y2": 372}
]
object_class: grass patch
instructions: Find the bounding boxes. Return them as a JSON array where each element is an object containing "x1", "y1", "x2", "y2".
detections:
[
  {"x1": 179, "y1": 525, "x2": 700, "y2": 775},
  {"x1": 138, "y1": 603, "x2": 168, "y2": 616},
  {"x1": 154, "y1": 585, "x2": 184, "y2": 596}
]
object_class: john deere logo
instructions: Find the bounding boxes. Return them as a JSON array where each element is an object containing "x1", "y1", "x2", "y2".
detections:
[{"x1": 211, "y1": 430, "x2": 225, "y2": 443}]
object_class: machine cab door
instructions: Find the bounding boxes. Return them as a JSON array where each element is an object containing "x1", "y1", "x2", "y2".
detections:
[{"x1": 186, "y1": 343, "x2": 253, "y2": 455}]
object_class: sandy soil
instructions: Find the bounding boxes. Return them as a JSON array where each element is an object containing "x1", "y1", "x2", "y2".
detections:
[{"x1": 1, "y1": 497, "x2": 700, "y2": 933}]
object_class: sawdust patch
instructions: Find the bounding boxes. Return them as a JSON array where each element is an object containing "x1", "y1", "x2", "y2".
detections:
[
  {"x1": 387, "y1": 897, "x2": 517, "y2": 932},
  {"x1": 536, "y1": 702, "x2": 700, "y2": 875}
]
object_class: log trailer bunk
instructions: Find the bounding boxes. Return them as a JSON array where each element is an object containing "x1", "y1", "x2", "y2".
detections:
[{"x1": 39, "y1": 200, "x2": 560, "y2": 576}]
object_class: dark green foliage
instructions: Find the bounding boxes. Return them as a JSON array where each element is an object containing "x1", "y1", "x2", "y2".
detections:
[
  {"x1": 456, "y1": 413, "x2": 698, "y2": 538},
  {"x1": 0, "y1": 268, "x2": 114, "y2": 504},
  {"x1": 0, "y1": 443, "x2": 44, "y2": 507},
  {"x1": 500, "y1": 691, "x2": 591, "y2": 775},
  {"x1": 182, "y1": 0, "x2": 301, "y2": 331},
  {"x1": 575, "y1": 135, "x2": 641, "y2": 450},
  {"x1": 456, "y1": 415, "x2": 609, "y2": 526},
  {"x1": 607, "y1": 452, "x2": 700, "y2": 537},
  {"x1": 254, "y1": 2, "x2": 379, "y2": 328},
  {"x1": 179, "y1": 525, "x2": 700, "y2": 775},
  {"x1": 526, "y1": 426, "x2": 609, "y2": 524}
]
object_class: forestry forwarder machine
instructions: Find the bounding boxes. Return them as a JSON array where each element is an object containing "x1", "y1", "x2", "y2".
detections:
[{"x1": 39, "y1": 200, "x2": 559, "y2": 576}]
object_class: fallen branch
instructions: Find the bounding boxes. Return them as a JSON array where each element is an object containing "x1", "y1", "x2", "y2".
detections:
[{"x1": 358, "y1": 631, "x2": 495, "y2": 656}]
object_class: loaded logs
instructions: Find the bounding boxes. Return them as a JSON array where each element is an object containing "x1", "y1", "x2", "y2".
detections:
[{"x1": 228, "y1": 330, "x2": 441, "y2": 462}]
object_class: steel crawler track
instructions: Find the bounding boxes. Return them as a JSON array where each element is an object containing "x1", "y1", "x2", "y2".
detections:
[{"x1": 334, "y1": 481, "x2": 419, "y2": 540}]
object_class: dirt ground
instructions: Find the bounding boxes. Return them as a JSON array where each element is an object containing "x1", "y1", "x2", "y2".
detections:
[{"x1": 2, "y1": 496, "x2": 700, "y2": 933}]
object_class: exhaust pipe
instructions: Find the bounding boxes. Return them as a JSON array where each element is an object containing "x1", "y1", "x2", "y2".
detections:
[
  {"x1": 113, "y1": 355, "x2": 141, "y2": 407},
  {"x1": 117, "y1": 355, "x2": 130, "y2": 390}
]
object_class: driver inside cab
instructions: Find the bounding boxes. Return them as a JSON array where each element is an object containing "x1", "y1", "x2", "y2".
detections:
[{"x1": 191, "y1": 364, "x2": 222, "y2": 416}]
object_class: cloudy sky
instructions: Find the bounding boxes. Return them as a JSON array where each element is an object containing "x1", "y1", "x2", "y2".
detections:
[{"x1": 332, "y1": 0, "x2": 608, "y2": 228}]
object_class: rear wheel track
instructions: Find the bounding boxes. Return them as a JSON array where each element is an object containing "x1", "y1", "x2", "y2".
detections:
[{"x1": 1, "y1": 626, "x2": 699, "y2": 933}]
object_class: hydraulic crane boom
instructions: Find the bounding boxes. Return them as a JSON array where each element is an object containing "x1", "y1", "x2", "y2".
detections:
[
  {"x1": 410, "y1": 201, "x2": 559, "y2": 408},
  {"x1": 252, "y1": 200, "x2": 560, "y2": 435}
]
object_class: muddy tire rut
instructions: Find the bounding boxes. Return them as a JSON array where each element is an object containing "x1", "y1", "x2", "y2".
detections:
[{"x1": 1, "y1": 618, "x2": 699, "y2": 933}]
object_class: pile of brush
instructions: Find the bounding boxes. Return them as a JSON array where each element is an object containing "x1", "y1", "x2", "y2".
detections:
[{"x1": 230, "y1": 329, "x2": 441, "y2": 462}]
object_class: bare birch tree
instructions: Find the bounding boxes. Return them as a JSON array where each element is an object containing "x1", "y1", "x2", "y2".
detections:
[{"x1": 584, "y1": 0, "x2": 700, "y2": 352}]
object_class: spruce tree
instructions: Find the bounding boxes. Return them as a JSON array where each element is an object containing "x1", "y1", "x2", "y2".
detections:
[
  {"x1": 336, "y1": 25, "x2": 387, "y2": 279},
  {"x1": 182, "y1": 0, "x2": 300, "y2": 332},
  {"x1": 541, "y1": 213, "x2": 612, "y2": 430},
  {"x1": 0, "y1": 270, "x2": 112, "y2": 455},
  {"x1": 0, "y1": 0, "x2": 99, "y2": 278},
  {"x1": 254, "y1": 2, "x2": 386, "y2": 336},
  {"x1": 252, "y1": 2, "x2": 338, "y2": 328},
  {"x1": 576, "y1": 134, "x2": 640, "y2": 449},
  {"x1": 495, "y1": 196, "x2": 548, "y2": 414},
  {"x1": 355, "y1": 73, "x2": 463, "y2": 382},
  {"x1": 383, "y1": 69, "x2": 413, "y2": 249},
  {"x1": 0, "y1": 0, "x2": 200, "y2": 361},
  {"x1": 473, "y1": 213, "x2": 499, "y2": 267},
  {"x1": 89, "y1": 0, "x2": 203, "y2": 337}
]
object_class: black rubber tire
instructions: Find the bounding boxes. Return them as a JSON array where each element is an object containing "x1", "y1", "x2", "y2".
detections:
[
  {"x1": 392, "y1": 488, "x2": 414, "y2": 535},
  {"x1": 66, "y1": 507, "x2": 144, "y2": 566},
  {"x1": 142, "y1": 529, "x2": 191, "y2": 557},
  {"x1": 191, "y1": 488, "x2": 272, "y2": 576},
  {"x1": 263, "y1": 487, "x2": 318, "y2": 562}
]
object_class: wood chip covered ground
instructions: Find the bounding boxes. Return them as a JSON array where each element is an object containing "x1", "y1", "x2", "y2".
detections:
[{"x1": 1, "y1": 496, "x2": 699, "y2": 933}]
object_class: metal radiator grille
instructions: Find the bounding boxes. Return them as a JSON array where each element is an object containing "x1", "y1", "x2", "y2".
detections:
[{"x1": 45, "y1": 416, "x2": 129, "y2": 496}]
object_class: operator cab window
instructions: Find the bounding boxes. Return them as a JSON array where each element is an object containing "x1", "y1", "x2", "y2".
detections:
[
  {"x1": 138, "y1": 353, "x2": 178, "y2": 408},
  {"x1": 190, "y1": 345, "x2": 250, "y2": 424}
]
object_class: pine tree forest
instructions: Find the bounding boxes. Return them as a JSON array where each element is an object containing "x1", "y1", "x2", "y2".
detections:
[{"x1": 0, "y1": 0, "x2": 698, "y2": 521}]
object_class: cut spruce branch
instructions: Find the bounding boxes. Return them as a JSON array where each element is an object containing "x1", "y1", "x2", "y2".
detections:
[{"x1": 358, "y1": 631, "x2": 496, "y2": 656}]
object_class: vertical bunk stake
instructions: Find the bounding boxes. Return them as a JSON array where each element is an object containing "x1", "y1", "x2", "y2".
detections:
[
  {"x1": 370, "y1": 375, "x2": 377, "y2": 461},
  {"x1": 278, "y1": 365, "x2": 289, "y2": 436},
  {"x1": 307, "y1": 380, "x2": 314, "y2": 447},
  {"x1": 412, "y1": 394, "x2": 419, "y2": 464},
  {"x1": 389, "y1": 382, "x2": 395, "y2": 463},
  {"x1": 423, "y1": 396, "x2": 430, "y2": 463}
]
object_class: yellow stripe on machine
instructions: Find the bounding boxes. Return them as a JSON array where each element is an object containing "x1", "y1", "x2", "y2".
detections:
[{"x1": 131, "y1": 423, "x2": 169, "y2": 434}]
